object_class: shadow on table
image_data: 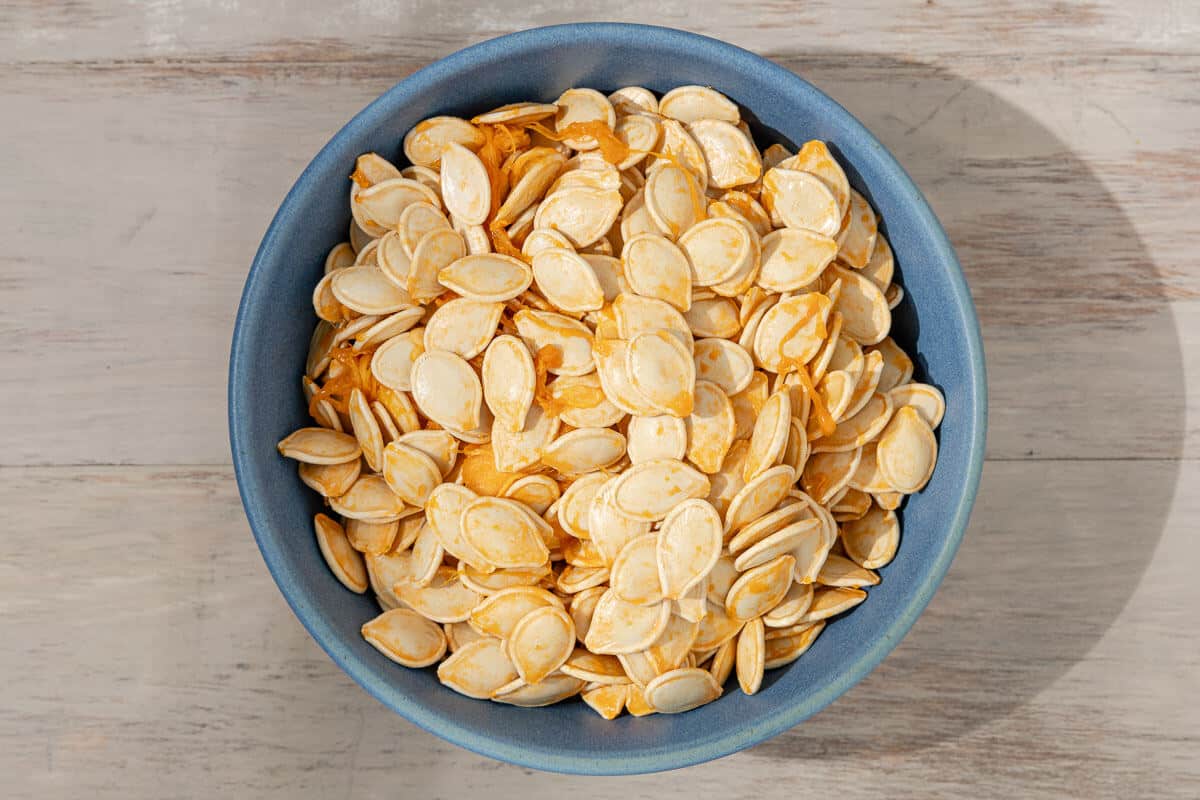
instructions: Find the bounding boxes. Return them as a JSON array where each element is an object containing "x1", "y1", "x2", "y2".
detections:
[{"x1": 752, "y1": 52, "x2": 1187, "y2": 759}]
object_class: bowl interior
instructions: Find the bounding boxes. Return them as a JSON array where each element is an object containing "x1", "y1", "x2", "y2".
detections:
[{"x1": 230, "y1": 24, "x2": 985, "y2": 775}]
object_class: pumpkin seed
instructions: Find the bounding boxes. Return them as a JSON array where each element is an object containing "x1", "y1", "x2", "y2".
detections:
[
  {"x1": 758, "y1": 228, "x2": 837, "y2": 292},
  {"x1": 626, "y1": 414, "x2": 688, "y2": 463},
  {"x1": 348, "y1": 388, "x2": 384, "y2": 472},
  {"x1": 396, "y1": 564, "x2": 481, "y2": 623},
  {"x1": 780, "y1": 141, "x2": 850, "y2": 217},
  {"x1": 763, "y1": 582, "x2": 815, "y2": 627},
  {"x1": 888, "y1": 382, "x2": 945, "y2": 429},
  {"x1": 875, "y1": 406, "x2": 937, "y2": 493},
  {"x1": 610, "y1": 458, "x2": 710, "y2": 522},
  {"x1": 502, "y1": 474, "x2": 560, "y2": 515},
  {"x1": 584, "y1": 589, "x2": 670, "y2": 655},
  {"x1": 508, "y1": 605, "x2": 576, "y2": 684},
  {"x1": 531, "y1": 247, "x2": 605, "y2": 312},
  {"x1": 818, "y1": 553, "x2": 881, "y2": 588},
  {"x1": 743, "y1": 389, "x2": 792, "y2": 481},
  {"x1": 583, "y1": 479, "x2": 648, "y2": 566},
  {"x1": 811, "y1": 392, "x2": 894, "y2": 454},
  {"x1": 549, "y1": 373, "x2": 626, "y2": 428},
  {"x1": 724, "y1": 464, "x2": 796, "y2": 533},
  {"x1": 725, "y1": 554, "x2": 796, "y2": 622},
  {"x1": 329, "y1": 475, "x2": 407, "y2": 522},
  {"x1": 842, "y1": 504, "x2": 901, "y2": 568},
  {"x1": 362, "y1": 608, "x2": 447, "y2": 667},
  {"x1": 344, "y1": 517, "x2": 399, "y2": 556},
  {"x1": 444, "y1": 620, "x2": 486, "y2": 653},
  {"x1": 801, "y1": 447, "x2": 863, "y2": 505},
  {"x1": 797, "y1": 586, "x2": 867, "y2": 624},
  {"x1": 862, "y1": 233, "x2": 894, "y2": 291},
  {"x1": 469, "y1": 587, "x2": 562, "y2": 639},
  {"x1": 735, "y1": 617, "x2": 766, "y2": 695},
  {"x1": 423, "y1": 298, "x2": 503, "y2": 359},
  {"x1": 437, "y1": 637, "x2": 519, "y2": 699},
  {"x1": 659, "y1": 86, "x2": 739, "y2": 124},
  {"x1": 314, "y1": 514, "x2": 368, "y2": 593},
  {"x1": 353, "y1": 178, "x2": 438, "y2": 236},
  {"x1": 403, "y1": 116, "x2": 484, "y2": 168},
  {"x1": 410, "y1": 350, "x2": 483, "y2": 432},
  {"x1": 656, "y1": 499, "x2": 723, "y2": 600},
  {"x1": 473, "y1": 102, "x2": 558, "y2": 126},
  {"x1": 761, "y1": 168, "x2": 840, "y2": 236},
  {"x1": 298, "y1": 459, "x2": 360, "y2": 498},
  {"x1": 763, "y1": 620, "x2": 825, "y2": 668},
  {"x1": 643, "y1": 667, "x2": 722, "y2": 713},
  {"x1": 535, "y1": 187, "x2": 623, "y2": 249},
  {"x1": 461, "y1": 497, "x2": 550, "y2": 570},
  {"x1": 693, "y1": 337, "x2": 755, "y2": 395},
  {"x1": 514, "y1": 310, "x2": 595, "y2": 376},
  {"x1": 679, "y1": 217, "x2": 753, "y2": 286},
  {"x1": 645, "y1": 163, "x2": 705, "y2": 240},
  {"x1": 494, "y1": 672, "x2": 585, "y2": 707},
  {"x1": 837, "y1": 189, "x2": 878, "y2": 268},
  {"x1": 610, "y1": 533, "x2": 665, "y2": 606},
  {"x1": 582, "y1": 683, "x2": 628, "y2": 719}
]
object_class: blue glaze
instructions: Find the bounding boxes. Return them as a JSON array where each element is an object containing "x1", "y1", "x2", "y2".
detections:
[{"x1": 229, "y1": 23, "x2": 986, "y2": 775}]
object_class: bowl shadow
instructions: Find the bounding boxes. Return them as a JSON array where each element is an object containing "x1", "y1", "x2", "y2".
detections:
[{"x1": 749, "y1": 51, "x2": 1186, "y2": 759}]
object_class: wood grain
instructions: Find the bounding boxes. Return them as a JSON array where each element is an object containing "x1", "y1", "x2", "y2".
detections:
[
  {"x1": 1, "y1": 1, "x2": 1198, "y2": 63},
  {"x1": 2, "y1": 461, "x2": 1196, "y2": 798},
  {"x1": 3, "y1": 0, "x2": 1198, "y2": 794}
]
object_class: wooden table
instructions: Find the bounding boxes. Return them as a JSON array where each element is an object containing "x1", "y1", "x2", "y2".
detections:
[{"x1": 3, "y1": 3, "x2": 1197, "y2": 797}]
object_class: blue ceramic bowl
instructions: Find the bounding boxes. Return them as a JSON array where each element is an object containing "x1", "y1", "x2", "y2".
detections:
[{"x1": 230, "y1": 23, "x2": 986, "y2": 774}]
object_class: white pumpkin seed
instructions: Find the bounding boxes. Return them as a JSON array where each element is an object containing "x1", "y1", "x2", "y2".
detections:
[
  {"x1": 362, "y1": 608, "x2": 447, "y2": 667},
  {"x1": 439, "y1": 253, "x2": 533, "y2": 303},
  {"x1": 724, "y1": 464, "x2": 796, "y2": 533},
  {"x1": 657, "y1": 499, "x2": 723, "y2": 600},
  {"x1": 610, "y1": 458, "x2": 711, "y2": 523},
  {"x1": 888, "y1": 382, "x2": 945, "y2": 429},
  {"x1": 277, "y1": 427, "x2": 361, "y2": 465},
  {"x1": 514, "y1": 310, "x2": 595, "y2": 377},
  {"x1": 761, "y1": 168, "x2": 840, "y2": 236},
  {"x1": 541, "y1": 427, "x2": 626, "y2": 475},
  {"x1": 314, "y1": 513, "x2": 368, "y2": 593},
  {"x1": 423, "y1": 298, "x2": 503, "y2": 359},
  {"x1": 610, "y1": 533, "x2": 665, "y2": 607},
  {"x1": 689, "y1": 119, "x2": 761, "y2": 189},
  {"x1": 461, "y1": 497, "x2": 550, "y2": 570},
  {"x1": 584, "y1": 589, "x2": 670, "y2": 655},
  {"x1": 842, "y1": 504, "x2": 901, "y2": 569},
  {"x1": 685, "y1": 380, "x2": 736, "y2": 474},
  {"x1": 643, "y1": 667, "x2": 722, "y2": 713},
  {"x1": 837, "y1": 189, "x2": 878, "y2": 268},
  {"x1": 797, "y1": 586, "x2": 867, "y2": 624},
  {"x1": 410, "y1": 350, "x2": 483, "y2": 432},
  {"x1": 408, "y1": 228, "x2": 467, "y2": 302},
  {"x1": 437, "y1": 637, "x2": 519, "y2": 698},
  {"x1": 531, "y1": 247, "x2": 605, "y2": 312},
  {"x1": 725, "y1": 554, "x2": 796, "y2": 622},
  {"x1": 298, "y1": 459, "x2": 360, "y2": 499},
  {"x1": 875, "y1": 406, "x2": 936, "y2": 493},
  {"x1": 658, "y1": 85, "x2": 739, "y2": 124},
  {"x1": 403, "y1": 116, "x2": 484, "y2": 168},
  {"x1": 626, "y1": 415, "x2": 688, "y2": 463},
  {"x1": 735, "y1": 617, "x2": 766, "y2": 695}
]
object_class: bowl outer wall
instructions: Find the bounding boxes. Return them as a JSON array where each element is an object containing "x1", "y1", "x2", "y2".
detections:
[{"x1": 229, "y1": 23, "x2": 987, "y2": 775}]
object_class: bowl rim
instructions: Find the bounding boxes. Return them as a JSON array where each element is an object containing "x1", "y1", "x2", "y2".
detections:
[{"x1": 229, "y1": 22, "x2": 988, "y2": 774}]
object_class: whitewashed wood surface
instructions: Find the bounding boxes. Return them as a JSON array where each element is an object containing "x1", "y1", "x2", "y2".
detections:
[{"x1": 2, "y1": 2, "x2": 1198, "y2": 798}]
